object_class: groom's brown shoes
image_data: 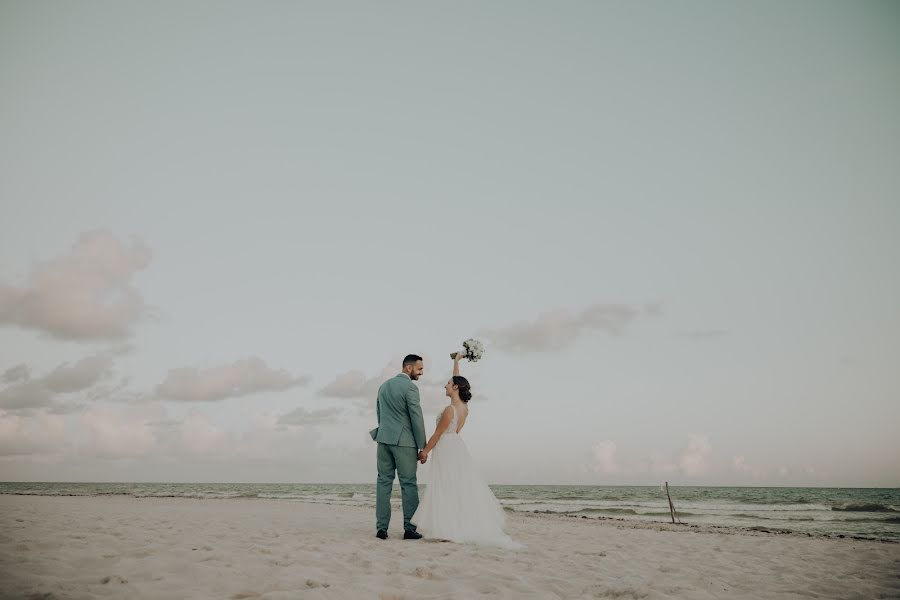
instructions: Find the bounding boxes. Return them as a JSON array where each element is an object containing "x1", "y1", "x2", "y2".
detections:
[
  {"x1": 403, "y1": 530, "x2": 423, "y2": 540},
  {"x1": 376, "y1": 530, "x2": 388, "y2": 540}
]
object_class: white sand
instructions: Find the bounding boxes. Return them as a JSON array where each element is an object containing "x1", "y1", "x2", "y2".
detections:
[{"x1": 1, "y1": 495, "x2": 898, "y2": 599}]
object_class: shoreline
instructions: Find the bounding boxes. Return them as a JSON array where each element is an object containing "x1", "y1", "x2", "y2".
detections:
[
  {"x1": 3, "y1": 490, "x2": 897, "y2": 544},
  {"x1": 3, "y1": 494, "x2": 899, "y2": 599},
  {"x1": 4, "y1": 481, "x2": 899, "y2": 487}
]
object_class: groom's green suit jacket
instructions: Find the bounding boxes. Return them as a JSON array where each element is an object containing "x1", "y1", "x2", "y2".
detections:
[{"x1": 369, "y1": 374, "x2": 427, "y2": 450}]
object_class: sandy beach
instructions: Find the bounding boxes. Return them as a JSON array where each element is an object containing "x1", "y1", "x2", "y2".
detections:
[{"x1": 1, "y1": 495, "x2": 898, "y2": 599}]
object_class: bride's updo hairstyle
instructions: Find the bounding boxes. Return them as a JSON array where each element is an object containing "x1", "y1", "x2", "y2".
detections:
[{"x1": 452, "y1": 376, "x2": 472, "y2": 403}]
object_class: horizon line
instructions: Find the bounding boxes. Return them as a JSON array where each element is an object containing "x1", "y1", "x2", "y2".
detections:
[{"x1": 2, "y1": 481, "x2": 898, "y2": 489}]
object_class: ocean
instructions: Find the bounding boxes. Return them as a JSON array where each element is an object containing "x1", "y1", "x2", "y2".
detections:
[{"x1": 2, "y1": 482, "x2": 897, "y2": 541}]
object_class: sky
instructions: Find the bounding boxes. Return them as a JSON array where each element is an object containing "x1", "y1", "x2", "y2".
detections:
[{"x1": 1, "y1": 1, "x2": 898, "y2": 486}]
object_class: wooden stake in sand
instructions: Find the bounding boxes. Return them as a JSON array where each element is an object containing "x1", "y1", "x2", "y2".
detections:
[{"x1": 664, "y1": 482, "x2": 682, "y2": 524}]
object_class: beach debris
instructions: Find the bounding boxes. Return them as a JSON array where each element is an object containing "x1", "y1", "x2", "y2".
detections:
[
  {"x1": 414, "y1": 566, "x2": 438, "y2": 579},
  {"x1": 663, "y1": 482, "x2": 683, "y2": 525}
]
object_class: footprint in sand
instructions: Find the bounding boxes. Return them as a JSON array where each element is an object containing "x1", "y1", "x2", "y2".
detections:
[
  {"x1": 201, "y1": 554, "x2": 224, "y2": 562},
  {"x1": 100, "y1": 575, "x2": 128, "y2": 584},
  {"x1": 414, "y1": 566, "x2": 438, "y2": 580},
  {"x1": 269, "y1": 559, "x2": 294, "y2": 567},
  {"x1": 305, "y1": 579, "x2": 330, "y2": 588}
]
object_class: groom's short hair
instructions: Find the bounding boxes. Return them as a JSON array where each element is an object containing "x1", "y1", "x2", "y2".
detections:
[{"x1": 403, "y1": 354, "x2": 423, "y2": 367}]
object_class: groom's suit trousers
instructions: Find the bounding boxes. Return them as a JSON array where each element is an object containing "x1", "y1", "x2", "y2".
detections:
[{"x1": 376, "y1": 442, "x2": 419, "y2": 532}]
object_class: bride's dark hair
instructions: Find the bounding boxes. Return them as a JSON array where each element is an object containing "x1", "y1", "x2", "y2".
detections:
[{"x1": 452, "y1": 376, "x2": 472, "y2": 403}]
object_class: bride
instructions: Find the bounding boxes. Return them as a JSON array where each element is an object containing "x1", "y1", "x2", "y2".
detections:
[{"x1": 410, "y1": 353, "x2": 520, "y2": 548}]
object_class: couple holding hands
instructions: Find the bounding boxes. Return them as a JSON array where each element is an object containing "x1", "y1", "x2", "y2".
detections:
[{"x1": 370, "y1": 345, "x2": 518, "y2": 548}]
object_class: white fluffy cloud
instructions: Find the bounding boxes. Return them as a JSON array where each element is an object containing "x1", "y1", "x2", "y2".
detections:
[
  {"x1": 480, "y1": 303, "x2": 656, "y2": 353},
  {"x1": 156, "y1": 357, "x2": 308, "y2": 402},
  {"x1": 0, "y1": 230, "x2": 152, "y2": 340}
]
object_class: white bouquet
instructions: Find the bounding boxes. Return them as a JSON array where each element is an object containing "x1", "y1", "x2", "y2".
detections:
[{"x1": 452, "y1": 338, "x2": 484, "y2": 362}]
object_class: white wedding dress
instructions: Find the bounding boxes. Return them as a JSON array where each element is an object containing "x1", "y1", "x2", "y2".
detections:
[{"x1": 411, "y1": 405, "x2": 521, "y2": 549}]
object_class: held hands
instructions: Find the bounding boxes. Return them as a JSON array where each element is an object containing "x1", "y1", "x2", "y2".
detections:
[{"x1": 418, "y1": 450, "x2": 428, "y2": 464}]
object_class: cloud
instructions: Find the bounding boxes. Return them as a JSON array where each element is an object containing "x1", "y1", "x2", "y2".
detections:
[
  {"x1": 0, "y1": 403, "x2": 224, "y2": 461},
  {"x1": 4, "y1": 402, "x2": 230, "y2": 461},
  {"x1": 0, "y1": 352, "x2": 115, "y2": 413},
  {"x1": 176, "y1": 412, "x2": 232, "y2": 456},
  {"x1": 320, "y1": 370, "x2": 379, "y2": 399},
  {"x1": 638, "y1": 434, "x2": 713, "y2": 478},
  {"x1": 0, "y1": 230, "x2": 152, "y2": 340},
  {"x1": 643, "y1": 452, "x2": 678, "y2": 475},
  {"x1": 156, "y1": 357, "x2": 309, "y2": 402},
  {"x1": 320, "y1": 358, "x2": 447, "y2": 415},
  {"x1": 277, "y1": 406, "x2": 343, "y2": 426},
  {"x1": 590, "y1": 440, "x2": 618, "y2": 474},
  {"x1": 46, "y1": 401, "x2": 88, "y2": 415},
  {"x1": 0, "y1": 401, "x2": 371, "y2": 482},
  {"x1": 0, "y1": 411, "x2": 67, "y2": 457},
  {"x1": 80, "y1": 403, "x2": 160, "y2": 459},
  {"x1": 2, "y1": 364, "x2": 30, "y2": 383},
  {"x1": 86, "y1": 376, "x2": 141, "y2": 403},
  {"x1": 43, "y1": 355, "x2": 114, "y2": 393},
  {"x1": 480, "y1": 303, "x2": 655, "y2": 353},
  {"x1": 733, "y1": 455, "x2": 767, "y2": 480},
  {"x1": 0, "y1": 381, "x2": 55, "y2": 412},
  {"x1": 319, "y1": 359, "x2": 399, "y2": 403},
  {"x1": 679, "y1": 434, "x2": 712, "y2": 476}
]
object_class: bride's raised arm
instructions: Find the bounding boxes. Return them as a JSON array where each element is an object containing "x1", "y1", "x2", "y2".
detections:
[{"x1": 419, "y1": 354, "x2": 463, "y2": 463}]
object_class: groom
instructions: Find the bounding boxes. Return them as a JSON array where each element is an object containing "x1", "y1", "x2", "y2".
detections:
[{"x1": 369, "y1": 354, "x2": 427, "y2": 540}]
